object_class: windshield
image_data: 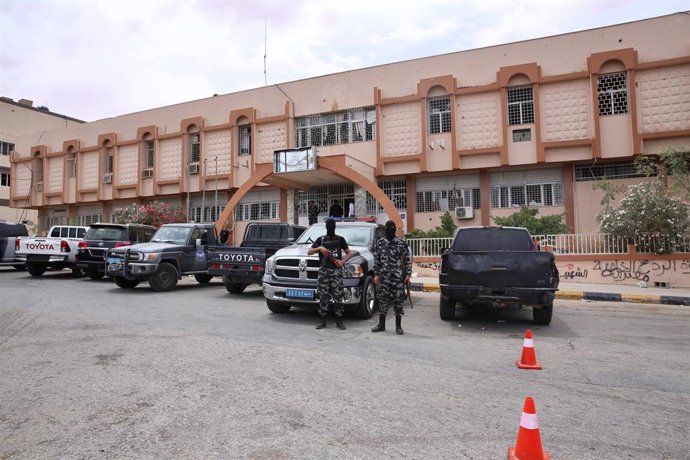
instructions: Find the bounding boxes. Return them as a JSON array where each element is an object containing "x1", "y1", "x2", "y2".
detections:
[
  {"x1": 85, "y1": 227, "x2": 126, "y2": 241},
  {"x1": 150, "y1": 226, "x2": 190, "y2": 245},
  {"x1": 296, "y1": 224, "x2": 372, "y2": 247}
]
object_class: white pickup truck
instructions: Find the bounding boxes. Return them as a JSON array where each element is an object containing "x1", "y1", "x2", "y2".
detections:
[{"x1": 16, "y1": 225, "x2": 89, "y2": 277}]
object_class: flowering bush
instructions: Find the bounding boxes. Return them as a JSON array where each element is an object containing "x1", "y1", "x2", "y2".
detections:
[{"x1": 112, "y1": 201, "x2": 187, "y2": 228}]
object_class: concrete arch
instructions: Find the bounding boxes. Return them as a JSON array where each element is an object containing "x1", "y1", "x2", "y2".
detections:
[{"x1": 214, "y1": 155, "x2": 403, "y2": 238}]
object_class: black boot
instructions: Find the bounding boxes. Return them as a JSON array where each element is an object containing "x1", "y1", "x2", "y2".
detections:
[
  {"x1": 395, "y1": 315, "x2": 404, "y2": 335},
  {"x1": 316, "y1": 317, "x2": 327, "y2": 329},
  {"x1": 335, "y1": 316, "x2": 346, "y2": 330},
  {"x1": 371, "y1": 314, "x2": 386, "y2": 333}
]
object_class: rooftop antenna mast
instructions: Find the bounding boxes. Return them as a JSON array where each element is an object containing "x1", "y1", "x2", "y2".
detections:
[{"x1": 263, "y1": 16, "x2": 267, "y2": 86}]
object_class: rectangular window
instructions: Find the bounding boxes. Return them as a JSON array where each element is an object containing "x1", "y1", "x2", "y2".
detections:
[
  {"x1": 105, "y1": 149, "x2": 113, "y2": 174},
  {"x1": 235, "y1": 202, "x2": 279, "y2": 221},
  {"x1": 1, "y1": 172, "x2": 10, "y2": 186},
  {"x1": 507, "y1": 85, "x2": 534, "y2": 125},
  {"x1": 428, "y1": 96, "x2": 451, "y2": 134},
  {"x1": 366, "y1": 179, "x2": 407, "y2": 215},
  {"x1": 190, "y1": 134, "x2": 200, "y2": 163},
  {"x1": 1, "y1": 142, "x2": 15, "y2": 155},
  {"x1": 598, "y1": 71, "x2": 628, "y2": 116},
  {"x1": 190, "y1": 205, "x2": 225, "y2": 223},
  {"x1": 145, "y1": 141, "x2": 155, "y2": 168},
  {"x1": 512, "y1": 128, "x2": 531, "y2": 143},
  {"x1": 78, "y1": 214, "x2": 103, "y2": 226},
  {"x1": 574, "y1": 161, "x2": 652, "y2": 181},
  {"x1": 239, "y1": 126, "x2": 251, "y2": 156},
  {"x1": 295, "y1": 107, "x2": 376, "y2": 148},
  {"x1": 490, "y1": 169, "x2": 563, "y2": 208},
  {"x1": 67, "y1": 155, "x2": 77, "y2": 178}
]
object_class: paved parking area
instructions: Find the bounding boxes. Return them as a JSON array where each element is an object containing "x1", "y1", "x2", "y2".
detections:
[{"x1": 1, "y1": 268, "x2": 689, "y2": 459}]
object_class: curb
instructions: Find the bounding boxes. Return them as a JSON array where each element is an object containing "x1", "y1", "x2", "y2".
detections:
[{"x1": 411, "y1": 283, "x2": 690, "y2": 306}]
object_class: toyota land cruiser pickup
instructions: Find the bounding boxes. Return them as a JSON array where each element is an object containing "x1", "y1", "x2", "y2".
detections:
[
  {"x1": 439, "y1": 226, "x2": 559, "y2": 325},
  {"x1": 261, "y1": 221, "x2": 384, "y2": 319},
  {"x1": 105, "y1": 223, "x2": 218, "y2": 291},
  {"x1": 207, "y1": 222, "x2": 306, "y2": 293}
]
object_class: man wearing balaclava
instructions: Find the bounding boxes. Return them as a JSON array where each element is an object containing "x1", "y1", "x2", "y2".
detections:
[
  {"x1": 307, "y1": 218, "x2": 352, "y2": 330},
  {"x1": 372, "y1": 220, "x2": 412, "y2": 334}
]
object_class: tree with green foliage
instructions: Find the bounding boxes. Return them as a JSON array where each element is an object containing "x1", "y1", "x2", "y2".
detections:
[
  {"x1": 492, "y1": 206, "x2": 569, "y2": 235},
  {"x1": 112, "y1": 201, "x2": 187, "y2": 228},
  {"x1": 406, "y1": 211, "x2": 457, "y2": 238},
  {"x1": 634, "y1": 146, "x2": 690, "y2": 201}
]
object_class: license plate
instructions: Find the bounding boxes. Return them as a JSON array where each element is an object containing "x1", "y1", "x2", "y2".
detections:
[
  {"x1": 106, "y1": 257, "x2": 120, "y2": 264},
  {"x1": 286, "y1": 288, "x2": 314, "y2": 299}
]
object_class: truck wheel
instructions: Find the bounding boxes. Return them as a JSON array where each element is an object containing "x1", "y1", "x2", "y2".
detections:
[
  {"x1": 194, "y1": 274, "x2": 213, "y2": 284},
  {"x1": 439, "y1": 294, "x2": 456, "y2": 320},
  {"x1": 26, "y1": 262, "x2": 46, "y2": 277},
  {"x1": 356, "y1": 276, "x2": 376, "y2": 319},
  {"x1": 533, "y1": 304, "x2": 553, "y2": 325},
  {"x1": 223, "y1": 275, "x2": 247, "y2": 294},
  {"x1": 266, "y1": 300, "x2": 291, "y2": 314},
  {"x1": 149, "y1": 262, "x2": 179, "y2": 292},
  {"x1": 71, "y1": 266, "x2": 84, "y2": 277},
  {"x1": 87, "y1": 268, "x2": 104, "y2": 280},
  {"x1": 113, "y1": 277, "x2": 140, "y2": 289}
]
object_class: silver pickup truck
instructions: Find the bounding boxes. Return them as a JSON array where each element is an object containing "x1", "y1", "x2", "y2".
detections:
[{"x1": 261, "y1": 221, "x2": 384, "y2": 319}]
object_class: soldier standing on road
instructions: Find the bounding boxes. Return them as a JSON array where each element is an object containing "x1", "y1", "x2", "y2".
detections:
[
  {"x1": 372, "y1": 220, "x2": 412, "y2": 335},
  {"x1": 307, "y1": 200, "x2": 320, "y2": 226},
  {"x1": 307, "y1": 218, "x2": 351, "y2": 330}
]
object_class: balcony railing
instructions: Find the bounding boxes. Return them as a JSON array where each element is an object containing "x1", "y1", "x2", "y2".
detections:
[{"x1": 407, "y1": 233, "x2": 690, "y2": 257}]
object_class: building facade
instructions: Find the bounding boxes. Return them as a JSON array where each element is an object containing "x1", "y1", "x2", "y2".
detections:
[
  {"x1": 1, "y1": 98, "x2": 83, "y2": 228},
  {"x1": 10, "y1": 13, "x2": 690, "y2": 243}
]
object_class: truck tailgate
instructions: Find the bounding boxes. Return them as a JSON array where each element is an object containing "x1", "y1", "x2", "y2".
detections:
[
  {"x1": 208, "y1": 247, "x2": 266, "y2": 266},
  {"x1": 443, "y1": 251, "x2": 555, "y2": 288},
  {"x1": 16, "y1": 238, "x2": 61, "y2": 256}
]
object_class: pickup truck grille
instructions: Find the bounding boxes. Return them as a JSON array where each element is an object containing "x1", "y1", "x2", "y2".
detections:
[
  {"x1": 273, "y1": 257, "x2": 320, "y2": 280},
  {"x1": 108, "y1": 251, "x2": 141, "y2": 262},
  {"x1": 86, "y1": 248, "x2": 106, "y2": 258}
]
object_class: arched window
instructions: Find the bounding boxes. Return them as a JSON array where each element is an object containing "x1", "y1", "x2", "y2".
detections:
[
  {"x1": 597, "y1": 60, "x2": 628, "y2": 116},
  {"x1": 238, "y1": 116, "x2": 251, "y2": 156},
  {"x1": 142, "y1": 133, "x2": 154, "y2": 170},
  {"x1": 66, "y1": 148, "x2": 77, "y2": 178},
  {"x1": 506, "y1": 75, "x2": 534, "y2": 126},
  {"x1": 427, "y1": 86, "x2": 451, "y2": 134},
  {"x1": 187, "y1": 125, "x2": 201, "y2": 164}
]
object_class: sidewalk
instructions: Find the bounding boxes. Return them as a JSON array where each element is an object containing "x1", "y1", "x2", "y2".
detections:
[{"x1": 409, "y1": 277, "x2": 690, "y2": 306}]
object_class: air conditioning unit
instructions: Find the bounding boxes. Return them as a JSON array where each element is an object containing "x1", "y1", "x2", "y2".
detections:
[
  {"x1": 35, "y1": 182, "x2": 43, "y2": 192},
  {"x1": 102, "y1": 173, "x2": 113, "y2": 184},
  {"x1": 455, "y1": 206, "x2": 474, "y2": 219},
  {"x1": 141, "y1": 168, "x2": 153, "y2": 179},
  {"x1": 187, "y1": 163, "x2": 199, "y2": 175}
]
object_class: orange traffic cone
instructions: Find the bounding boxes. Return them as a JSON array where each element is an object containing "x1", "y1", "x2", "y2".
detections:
[
  {"x1": 516, "y1": 329, "x2": 542, "y2": 370},
  {"x1": 508, "y1": 396, "x2": 550, "y2": 460}
]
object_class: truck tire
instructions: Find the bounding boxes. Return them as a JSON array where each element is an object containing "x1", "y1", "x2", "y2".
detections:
[
  {"x1": 71, "y1": 266, "x2": 84, "y2": 277},
  {"x1": 223, "y1": 275, "x2": 247, "y2": 294},
  {"x1": 266, "y1": 300, "x2": 291, "y2": 313},
  {"x1": 26, "y1": 262, "x2": 46, "y2": 277},
  {"x1": 356, "y1": 276, "x2": 376, "y2": 319},
  {"x1": 113, "y1": 277, "x2": 140, "y2": 289},
  {"x1": 194, "y1": 274, "x2": 213, "y2": 284},
  {"x1": 87, "y1": 268, "x2": 104, "y2": 280},
  {"x1": 533, "y1": 304, "x2": 553, "y2": 325},
  {"x1": 149, "y1": 262, "x2": 179, "y2": 292},
  {"x1": 439, "y1": 294, "x2": 456, "y2": 320}
]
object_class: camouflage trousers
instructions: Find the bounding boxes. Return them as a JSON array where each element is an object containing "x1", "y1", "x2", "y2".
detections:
[
  {"x1": 317, "y1": 267, "x2": 344, "y2": 317},
  {"x1": 377, "y1": 276, "x2": 406, "y2": 316}
]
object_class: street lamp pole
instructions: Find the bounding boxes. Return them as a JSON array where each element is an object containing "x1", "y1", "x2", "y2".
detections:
[
  {"x1": 201, "y1": 159, "x2": 207, "y2": 222},
  {"x1": 214, "y1": 156, "x2": 218, "y2": 223}
]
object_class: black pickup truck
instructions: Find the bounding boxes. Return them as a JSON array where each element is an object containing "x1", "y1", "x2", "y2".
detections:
[
  {"x1": 105, "y1": 223, "x2": 218, "y2": 291},
  {"x1": 261, "y1": 221, "x2": 384, "y2": 319},
  {"x1": 207, "y1": 222, "x2": 306, "y2": 294},
  {"x1": 439, "y1": 226, "x2": 559, "y2": 325}
]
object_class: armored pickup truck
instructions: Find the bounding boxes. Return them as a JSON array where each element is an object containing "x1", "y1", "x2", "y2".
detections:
[
  {"x1": 207, "y1": 222, "x2": 306, "y2": 294},
  {"x1": 105, "y1": 223, "x2": 218, "y2": 291},
  {"x1": 439, "y1": 226, "x2": 559, "y2": 325},
  {"x1": 15, "y1": 225, "x2": 89, "y2": 277},
  {"x1": 261, "y1": 221, "x2": 384, "y2": 319}
]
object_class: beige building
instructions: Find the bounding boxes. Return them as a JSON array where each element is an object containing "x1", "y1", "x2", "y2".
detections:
[
  {"x1": 1, "y1": 97, "x2": 83, "y2": 229},
  {"x1": 10, "y1": 13, "x2": 690, "y2": 244}
]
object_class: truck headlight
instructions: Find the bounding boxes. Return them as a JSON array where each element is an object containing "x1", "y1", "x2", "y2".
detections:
[
  {"x1": 343, "y1": 263, "x2": 364, "y2": 278},
  {"x1": 145, "y1": 253, "x2": 160, "y2": 262},
  {"x1": 265, "y1": 257, "x2": 274, "y2": 274}
]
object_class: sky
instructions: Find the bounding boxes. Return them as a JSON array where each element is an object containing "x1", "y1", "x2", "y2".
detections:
[{"x1": 1, "y1": 0, "x2": 688, "y2": 122}]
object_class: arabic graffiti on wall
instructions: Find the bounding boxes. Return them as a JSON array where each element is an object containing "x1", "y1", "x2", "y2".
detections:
[
  {"x1": 591, "y1": 259, "x2": 690, "y2": 282},
  {"x1": 559, "y1": 264, "x2": 589, "y2": 279}
]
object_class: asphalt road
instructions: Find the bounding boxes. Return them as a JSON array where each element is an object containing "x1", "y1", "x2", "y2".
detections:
[{"x1": 1, "y1": 268, "x2": 689, "y2": 459}]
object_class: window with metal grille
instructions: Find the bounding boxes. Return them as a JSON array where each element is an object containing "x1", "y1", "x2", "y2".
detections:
[
  {"x1": 598, "y1": 71, "x2": 628, "y2": 116},
  {"x1": 297, "y1": 186, "x2": 328, "y2": 217},
  {"x1": 145, "y1": 141, "x2": 155, "y2": 168},
  {"x1": 295, "y1": 107, "x2": 376, "y2": 148},
  {"x1": 78, "y1": 214, "x2": 103, "y2": 226},
  {"x1": 365, "y1": 180, "x2": 407, "y2": 215},
  {"x1": 104, "y1": 148, "x2": 113, "y2": 174},
  {"x1": 1, "y1": 142, "x2": 15, "y2": 155},
  {"x1": 491, "y1": 183, "x2": 563, "y2": 208},
  {"x1": 507, "y1": 85, "x2": 534, "y2": 125},
  {"x1": 67, "y1": 153, "x2": 77, "y2": 178},
  {"x1": 574, "y1": 161, "x2": 653, "y2": 181},
  {"x1": 415, "y1": 188, "x2": 481, "y2": 212},
  {"x1": 190, "y1": 134, "x2": 200, "y2": 163},
  {"x1": 239, "y1": 125, "x2": 251, "y2": 156},
  {"x1": 428, "y1": 96, "x2": 451, "y2": 134},
  {"x1": 235, "y1": 201, "x2": 279, "y2": 221},
  {"x1": 190, "y1": 205, "x2": 225, "y2": 223},
  {"x1": 1, "y1": 171, "x2": 10, "y2": 187}
]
